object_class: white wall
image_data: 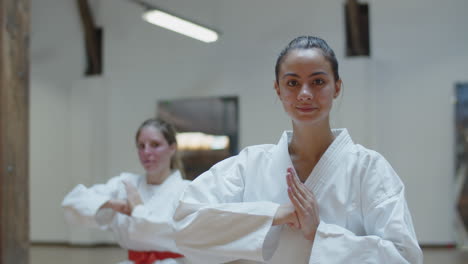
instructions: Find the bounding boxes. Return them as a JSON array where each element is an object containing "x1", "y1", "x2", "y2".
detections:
[
  {"x1": 370, "y1": 0, "x2": 468, "y2": 244},
  {"x1": 30, "y1": 0, "x2": 113, "y2": 243},
  {"x1": 30, "y1": 0, "x2": 77, "y2": 241},
  {"x1": 30, "y1": 0, "x2": 468, "y2": 244}
]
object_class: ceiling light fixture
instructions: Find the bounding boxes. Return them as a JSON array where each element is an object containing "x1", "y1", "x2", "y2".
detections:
[
  {"x1": 142, "y1": 10, "x2": 219, "y2": 43},
  {"x1": 130, "y1": 0, "x2": 219, "y2": 43}
]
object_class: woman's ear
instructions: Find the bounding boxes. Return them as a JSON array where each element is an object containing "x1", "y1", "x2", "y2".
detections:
[
  {"x1": 274, "y1": 81, "x2": 281, "y2": 99},
  {"x1": 334, "y1": 79, "x2": 342, "y2": 99}
]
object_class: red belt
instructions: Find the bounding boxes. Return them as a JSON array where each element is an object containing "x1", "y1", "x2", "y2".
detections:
[{"x1": 128, "y1": 250, "x2": 184, "y2": 264}]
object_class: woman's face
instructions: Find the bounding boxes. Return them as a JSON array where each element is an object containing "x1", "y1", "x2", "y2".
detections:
[
  {"x1": 136, "y1": 126, "x2": 175, "y2": 175},
  {"x1": 275, "y1": 48, "x2": 341, "y2": 126}
]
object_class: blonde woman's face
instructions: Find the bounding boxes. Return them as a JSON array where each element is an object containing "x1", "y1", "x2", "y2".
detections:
[{"x1": 136, "y1": 126, "x2": 175, "y2": 175}]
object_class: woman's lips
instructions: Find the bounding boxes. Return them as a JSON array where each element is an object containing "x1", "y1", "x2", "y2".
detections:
[
  {"x1": 143, "y1": 160, "x2": 156, "y2": 166},
  {"x1": 296, "y1": 105, "x2": 317, "y2": 112}
]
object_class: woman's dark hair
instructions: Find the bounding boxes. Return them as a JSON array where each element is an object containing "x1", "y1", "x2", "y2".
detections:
[
  {"x1": 275, "y1": 36, "x2": 340, "y2": 83},
  {"x1": 135, "y1": 118, "x2": 185, "y2": 178}
]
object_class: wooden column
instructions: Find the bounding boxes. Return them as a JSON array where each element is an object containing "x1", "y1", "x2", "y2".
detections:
[
  {"x1": 0, "y1": 0, "x2": 30, "y2": 263},
  {"x1": 346, "y1": 0, "x2": 365, "y2": 55},
  {"x1": 77, "y1": 0, "x2": 102, "y2": 75}
]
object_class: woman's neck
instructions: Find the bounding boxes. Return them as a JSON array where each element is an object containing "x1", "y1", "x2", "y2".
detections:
[
  {"x1": 291, "y1": 120, "x2": 334, "y2": 154},
  {"x1": 288, "y1": 121, "x2": 335, "y2": 181},
  {"x1": 146, "y1": 167, "x2": 172, "y2": 185}
]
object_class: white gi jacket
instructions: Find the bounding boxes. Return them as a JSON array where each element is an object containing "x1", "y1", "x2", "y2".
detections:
[
  {"x1": 62, "y1": 170, "x2": 190, "y2": 264},
  {"x1": 173, "y1": 129, "x2": 423, "y2": 264}
]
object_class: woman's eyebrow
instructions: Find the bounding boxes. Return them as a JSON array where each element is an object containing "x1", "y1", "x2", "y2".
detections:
[
  {"x1": 309, "y1": 71, "x2": 328, "y2": 77},
  {"x1": 282, "y1": 71, "x2": 328, "y2": 79}
]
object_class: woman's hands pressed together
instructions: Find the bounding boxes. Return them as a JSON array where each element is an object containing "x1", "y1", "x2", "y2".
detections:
[
  {"x1": 286, "y1": 167, "x2": 320, "y2": 241},
  {"x1": 273, "y1": 204, "x2": 300, "y2": 228},
  {"x1": 100, "y1": 199, "x2": 131, "y2": 215},
  {"x1": 99, "y1": 181, "x2": 143, "y2": 216},
  {"x1": 123, "y1": 180, "x2": 143, "y2": 212}
]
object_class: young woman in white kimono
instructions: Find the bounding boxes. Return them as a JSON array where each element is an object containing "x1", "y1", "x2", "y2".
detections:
[
  {"x1": 62, "y1": 118, "x2": 190, "y2": 264},
  {"x1": 172, "y1": 36, "x2": 423, "y2": 264}
]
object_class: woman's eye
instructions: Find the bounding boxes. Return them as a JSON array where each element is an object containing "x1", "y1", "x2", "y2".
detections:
[
  {"x1": 138, "y1": 143, "x2": 145, "y2": 149},
  {"x1": 286, "y1": 80, "x2": 299, "y2": 87},
  {"x1": 150, "y1": 142, "x2": 159, "y2": 148},
  {"x1": 313, "y1": 79, "x2": 325, "y2": 85}
]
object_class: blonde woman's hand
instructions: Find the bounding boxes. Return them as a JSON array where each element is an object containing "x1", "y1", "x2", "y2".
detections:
[
  {"x1": 100, "y1": 199, "x2": 131, "y2": 215},
  {"x1": 123, "y1": 181, "x2": 143, "y2": 213},
  {"x1": 286, "y1": 167, "x2": 320, "y2": 241}
]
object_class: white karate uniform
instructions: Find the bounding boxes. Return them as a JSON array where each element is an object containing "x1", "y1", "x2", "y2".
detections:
[
  {"x1": 62, "y1": 170, "x2": 190, "y2": 264},
  {"x1": 173, "y1": 129, "x2": 423, "y2": 264}
]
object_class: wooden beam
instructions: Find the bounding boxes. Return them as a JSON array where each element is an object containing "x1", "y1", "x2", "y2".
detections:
[
  {"x1": 0, "y1": 0, "x2": 30, "y2": 263},
  {"x1": 346, "y1": 0, "x2": 365, "y2": 55},
  {"x1": 76, "y1": 0, "x2": 101, "y2": 75}
]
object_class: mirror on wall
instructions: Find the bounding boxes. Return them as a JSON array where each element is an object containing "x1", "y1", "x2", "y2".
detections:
[
  {"x1": 158, "y1": 96, "x2": 239, "y2": 180},
  {"x1": 455, "y1": 82, "x2": 468, "y2": 247}
]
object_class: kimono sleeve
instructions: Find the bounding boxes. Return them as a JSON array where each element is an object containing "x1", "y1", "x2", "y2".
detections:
[
  {"x1": 61, "y1": 174, "x2": 126, "y2": 229},
  {"x1": 173, "y1": 149, "x2": 280, "y2": 263},
  {"x1": 125, "y1": 180, "x2": 191, "y2": 251},
  {"x1": 309, "y1": 156, "x2": 423, "y2": 264}
]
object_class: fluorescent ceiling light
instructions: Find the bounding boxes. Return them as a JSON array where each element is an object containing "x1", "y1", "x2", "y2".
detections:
[{"x1": 142, "y1": 10, "x2": 219, "y2": 43}]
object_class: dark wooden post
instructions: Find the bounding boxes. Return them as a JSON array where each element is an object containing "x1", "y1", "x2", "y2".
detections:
[
  {"x1": 346, "y1": 0, "x2": 364, "y2": 55},
  {"x1": 0, "y1": 0, "x2": 30, "y2": 263},
  {"x1": 77, "y1": 0, "x2": 102, "y2": 75}
]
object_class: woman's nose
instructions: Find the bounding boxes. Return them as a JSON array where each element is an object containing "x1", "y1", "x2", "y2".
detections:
[
  {"x1": 142, "y1": 145, "x2": 151, "y2": 153},
  {"x1": 298, "y1": 85, "x2": 313, "y2": 101}
]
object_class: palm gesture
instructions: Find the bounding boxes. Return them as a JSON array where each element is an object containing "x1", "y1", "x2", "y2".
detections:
[{"x1": 286, "y1": 167, "x2": 320, "y2": 241}]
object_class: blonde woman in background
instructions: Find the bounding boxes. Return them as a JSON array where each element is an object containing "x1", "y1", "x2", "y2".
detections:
[{"x1": 62, "y1": 118, "x2": 189, "y2": 264}]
